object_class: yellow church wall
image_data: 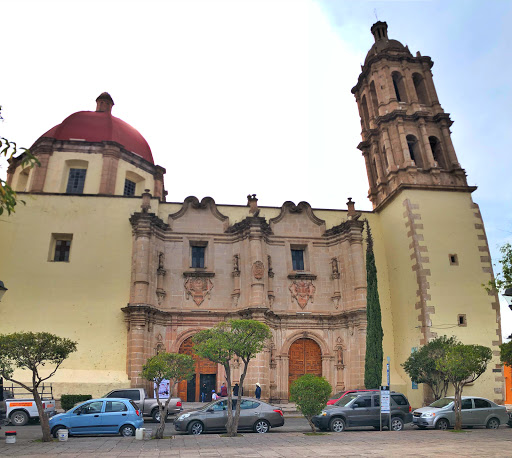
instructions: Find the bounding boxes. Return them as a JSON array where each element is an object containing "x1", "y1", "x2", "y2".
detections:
[
  {"x1": 114, "y1": 158, "x2": 156, "y2": 196},
  {"x1": 43, "y1": 151, "x2": 104, "y2": 194},
  {"x1": 377, "y1": 189, "x2": 502, "y2": 407},
  {"x1": 0, "y1": 194, "x2": 142, "y2": 398}
]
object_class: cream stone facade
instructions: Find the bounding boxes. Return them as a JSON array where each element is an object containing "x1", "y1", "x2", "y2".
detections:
[{"x1": 0, "y1": 23, "x2": 504, "y2": 406}]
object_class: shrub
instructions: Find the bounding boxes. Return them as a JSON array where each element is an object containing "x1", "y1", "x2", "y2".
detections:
[{"x1": 60, "y1": 394, "x2": 92, "y2": 411}]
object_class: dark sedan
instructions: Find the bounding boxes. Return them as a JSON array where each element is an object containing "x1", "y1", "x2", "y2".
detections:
[{"x1": 174, "y1": 397, "x2": 284, "y2": 435}]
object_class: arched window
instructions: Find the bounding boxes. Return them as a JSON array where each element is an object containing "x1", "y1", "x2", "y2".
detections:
[
  {"x1": 429, "y1": 136, "x2": 447, "y2": 169},
  {"x1": 412, "y1": 73, "x2": 429, "y2": 105},
  {"x1": 406, "y1": 135, "x2": 423, "y2": 168},
  {"x1": 361, "y1": 95, "x2": 370, "y2": 129},
  {"x1": 392, "y1": 72, "x2": 408, "y2": 103},
  {"x1": 382, "y1": 146, "x2": 389, "y2": 169},
  {"x1": 370, "y1": 81, "x2": 379, "y2": 117},
  {"x1": 16, "y1": 168, "x2": 30, "y2": 192}
]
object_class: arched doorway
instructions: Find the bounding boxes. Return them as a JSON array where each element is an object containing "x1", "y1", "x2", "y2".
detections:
[
  {"x1": 178, "y1": 336, "x2": 217, "y2": 402},
  {"x1": 288, "y1": 338, "x2": 322, "y2": 395}
]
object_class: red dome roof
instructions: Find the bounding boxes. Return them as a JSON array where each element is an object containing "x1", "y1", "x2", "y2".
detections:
[{"x1": 41, "y1": 110, "x2": 154, "y2": 164}]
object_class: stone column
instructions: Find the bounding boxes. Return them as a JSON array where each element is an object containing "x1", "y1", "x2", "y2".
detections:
[
  {"x1": 127, "y1": 308, "x2": 149, "y2": 387},
  {"x1": 29, "y1": 150, "x2": 53, "y2": 192},
  {"x1": 440, "y1": 123, "x2": 461, "y2": 168},
  {"x1": 99, "y1": 145, "x2": 121, "y2": 195},
  {"x1": 349, "y1": 229, "x2": 366, "y2": 309},
  {"x1": 153, "y1": 166, "x2": 166, "y2": 200},
  {"x1": 249, "y1": 222, "x2": 265, "y2": 307},
  {"x1": 418, "y1": 119, "x2": 436, "y2": 168},
  {"x1": 396, "y1": 120, "x2": 413, "y2": 165},
  {"x1": 381, "y1": 128, "x2": 397, "y2": 171}
]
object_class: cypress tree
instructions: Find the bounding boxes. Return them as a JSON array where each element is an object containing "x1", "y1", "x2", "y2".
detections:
[{"x1": 364, "y1": 220, "x2": 384, "y2": 389}]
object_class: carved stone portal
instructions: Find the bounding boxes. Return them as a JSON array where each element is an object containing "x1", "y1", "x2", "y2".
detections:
[
  {"x1": 184, "y1": 277, "x2": 214, "y2": 306},
  {"x1": 289, "y1": 280, "x2": 316, "y2": 308},
  {"x1": 252, "y1": 260, "x2": 264, "y2": 279}
]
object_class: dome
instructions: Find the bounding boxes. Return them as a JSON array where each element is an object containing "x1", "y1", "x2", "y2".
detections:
[
  {"x1": 39, "y1": 93, "x2": 154, "y2": 164},
  {"x1": 364, "y1": 21, "x2": 412, "y2": 65}
]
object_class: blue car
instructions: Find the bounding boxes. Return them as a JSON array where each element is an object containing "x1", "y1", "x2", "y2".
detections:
[{"x1": 49, "y1": 398, "x2": 143, "y2": 438}]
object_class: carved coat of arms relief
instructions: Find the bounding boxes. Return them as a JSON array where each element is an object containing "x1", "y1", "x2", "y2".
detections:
[
  {"x1": 289, "y1": 280, "x2": 316, "y2": 309},
  {"x1": 184, "y1": 276, "x2": 213, "y2": 306}
]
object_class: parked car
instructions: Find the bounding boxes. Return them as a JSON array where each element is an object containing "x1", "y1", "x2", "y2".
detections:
[
  {"x1": 103, "y1": 387, "x2": 182, "y2": 422},
  {"x1": 507, "y1": 410, "x2": 512, "y2": 428},
  {"x1": 313, "y1": 391, "x2": 412, "y2": 432},
  {"x1": 412, "y1": 396, "x2": 509, "y2": 430},
  {"x1": 174, "y1": 397, "x2": 284, "y2": 435},
  {"x1": 327, "y1": 389, "x2": 379, "y2": 406},
  {"x1": 3, "y1": 386, "x2": 56, "y2": 426},
  {"x1": 49, "y1": 398, "x2": 143, "y2": 438}
]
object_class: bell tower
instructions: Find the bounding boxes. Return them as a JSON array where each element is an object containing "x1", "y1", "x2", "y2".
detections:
[{"x1": 352, "y1": 21, "x2": 473, "y2": 209}]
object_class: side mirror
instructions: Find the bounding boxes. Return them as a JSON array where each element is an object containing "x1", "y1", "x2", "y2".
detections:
[{"x1": 206, "y1": 408, "x2": 214, "y2": 413}]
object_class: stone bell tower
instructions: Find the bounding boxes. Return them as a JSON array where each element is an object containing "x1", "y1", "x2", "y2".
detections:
[{"x1": 352, "y1": 21, "x2": 472, "y2": 209}]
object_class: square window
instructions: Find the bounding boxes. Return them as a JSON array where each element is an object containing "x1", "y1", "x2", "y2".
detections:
[
  {"x1": 191, "y1": 246, "x2": 206, "y2": 268},
  {"x1": 66, "y1": 168, "x2": 87, "y2": 194},
  {"x1": 458, "y1": 314, "x2": 467, "y2": 327},
  {"x1": 49, "y1": 233, "x2": 73, "y2": 262},
  {"x1": 291, "y1": 249, "x2": 305, "y2": 271},
  {"x1": 123, "y1": 179, "x2": 136, "y2": 196},
  {"x1": 449, "y1": 254, "x2": 459, "y2": 266}
]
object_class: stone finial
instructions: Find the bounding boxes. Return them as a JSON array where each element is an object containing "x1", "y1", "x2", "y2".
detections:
[
  {"x1": 96, "y1": 92, "x2": 114, "y2": 114},
  {"x1": 247, "y1": 194, "x2": 259, "y2": 216},
  {"x1": 141, "y1": 189, "x2": 152, "y2": 213},
  {"x1": 347, "y1": 197, "x2": 356, "y2": 217},
  {"x1": 370, "y1": 21, "x2": 388, "y2": 43}
]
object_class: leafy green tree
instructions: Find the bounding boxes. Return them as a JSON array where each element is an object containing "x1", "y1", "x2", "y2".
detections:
[
  {"x1": 0, "y1": 332, "x2": 77, "y2": 442},
  {"x1": 0, "y1": 106, "x2": 40, "y2": 215},
  {"x1": 435, "y1": 343, "x2": 492, "y2": 430},
  {"x1": 485, "y1": 242, "x2": 512, "y2": 296},
  {"x1": 193, "y1": 319, "x2": 272, "y2": 436},
  {"x1": 402, "y1": 336, "x2": 457, "y2": 401},
  {"x1": 289, "y1": 374, "x2": 331, "y2": 433},
  {"x1": 500, "y1": 340, "x2": 512, "y2": 367},
  {"x1": 364, "y1": 221, "x2": 383, "y2": 389},
  {"x1": 141, "y1": 352, "x2": 195, "y2": 439}
]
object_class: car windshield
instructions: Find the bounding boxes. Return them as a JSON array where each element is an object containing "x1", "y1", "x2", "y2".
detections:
[
  {"x1": 429, "y1": 398, "x2": 454, "y2": 408},
  {"x1": 335, "y1": 394, "x2": 358, "y2": 407},
  {"x1": 329, "y1": 391, "x2": 346, "y2": 400}
]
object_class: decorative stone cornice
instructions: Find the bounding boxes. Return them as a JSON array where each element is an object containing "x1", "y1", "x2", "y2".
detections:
[
  {"x1": 129, "y1": 212, "x2": 169, "y2": 232},
  {"x1": 225, "y1": 216, "x2": 272, "y2": 236},
  {"x1": 269, "y1": 201, "x2": 325, "y2": 226},
  {"x1": 169, "y1": 196, "x2": 229, "y2": 224}
]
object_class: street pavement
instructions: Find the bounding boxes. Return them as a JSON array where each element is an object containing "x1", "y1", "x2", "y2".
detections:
[{"x1": 1, "y1": 418, "x2": 512, "y2": 457}]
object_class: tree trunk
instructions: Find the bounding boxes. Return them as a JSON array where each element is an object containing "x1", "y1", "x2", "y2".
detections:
[
  {"x1": 231, "y1": 360, "x2": 249, "y2": 435},
  {"x1": 454, "y1": 385, "x2": 462, "y2": 430},
  {"x1": 224, "y1": 365, "x2": 235, "y2": 436},
  {"x1": 306, "y1": 416, "x2": 316, "y2": 433},
  {"x1": 32, "y1": 388, "x2": 51, "y2": 442}
]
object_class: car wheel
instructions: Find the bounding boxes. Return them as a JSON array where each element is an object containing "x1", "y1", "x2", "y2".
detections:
[
  {"x1": 188, "y1": 420, "x2": 204, "y2": 435},
  {"x1": 390, "y1": 417, "x2": 404, "y2": 431},
  {"x1": 120, "y1": 424, "x2": 135, "y2": 437},
  {"x1": 51, "y1": 425, "x2": 66, "y2": 439},
  {"x1": 253, "y1": 419, "x2": 270, "y2": 433},
  {"x1": 486, "y1": 418, "x2": 500, "y2": 429},
  {"x1": 329, "y1": 417, "x2": 346, "y2": 433},
  {"x1": 435, "y1": 418, "x2": 449, "y2": 430},
  {"x1": 11, "y1": 410, "x2": 29, "y2": 426},
  {"x1": 152, "y1": 409, "x2": 163, "y2": 423}
]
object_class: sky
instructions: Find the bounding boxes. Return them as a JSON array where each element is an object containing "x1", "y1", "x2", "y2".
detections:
[{"x1": 1, "y1": 0, "x2": 511, "y2": 339}]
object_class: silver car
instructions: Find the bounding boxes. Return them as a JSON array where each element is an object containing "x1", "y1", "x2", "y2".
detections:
[
  {"x1": 413, "y1": 396, "x2": 508, "y2": 430},
  {"x1": 174, "y1": 397, "x2": 284, "y2": 435}
]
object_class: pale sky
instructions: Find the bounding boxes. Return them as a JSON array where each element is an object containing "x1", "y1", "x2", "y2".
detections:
[{"x1": 1, "y1": 0, "x2": 511, "y2": 339}]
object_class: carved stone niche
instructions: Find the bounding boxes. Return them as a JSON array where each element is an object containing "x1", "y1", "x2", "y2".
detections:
[
  {"x1": 334, "y1": 337, "x2": 345, "y2": 371},
  {"x1": 183, "y1": 271, "x2": 214, "y2": 306}
]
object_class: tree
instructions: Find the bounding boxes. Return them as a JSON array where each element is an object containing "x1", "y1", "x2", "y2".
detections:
[
  {"x1": 289, "y1": 374, "x2": 331, "y2": 433},
  {"x1": 141, "y1": 352, "x2": 195, "y2": 439},
  {"x1": 0, "y1": 332, "x2": 77, "y2": 442},
  {"x1": 500, "y1": 340, "x2": 512, "y2": 367},
  {"x1": 364, "y1": 221, "x2": 383, "y2": 389},
  {"x1": 0, "y1": 106, "x2": 40, "y2": 215},
  {"x1": 402, "y1": 336, "x2": 457, "y2": 401},
  {"x1": 485, "y1": 242, "x2": 512, "y2": 297},
  {"x1": 193, "y1": 319, "x2": 272, "y2": 436},
  {"x1": 435, "y1": 343, "x2": 492, "y2": 430}
]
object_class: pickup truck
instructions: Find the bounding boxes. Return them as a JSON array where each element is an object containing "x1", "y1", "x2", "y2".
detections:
[
  {"x1": 104, "y1": 388, "x2": 182, "y2": 422},
  {"x1": 2, "y1": 385, "x2": 56, "y2": 426}
]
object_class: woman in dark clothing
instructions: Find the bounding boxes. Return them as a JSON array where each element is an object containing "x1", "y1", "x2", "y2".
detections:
[
  {"x1": 233, "y1": 383, "x2": 239, "y2": 397},
  {"x1": 255, "y1": 382, "x2": 261, "y2": 400}
]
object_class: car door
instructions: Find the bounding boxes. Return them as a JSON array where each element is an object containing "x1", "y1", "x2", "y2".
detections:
[
  {"x1": 204, "y1": 400, "x2": 228, "y2": 431},
  {"x1": 348, "y1": 396, "x2": 372, "y2": 426},
  {"x1": 472, "y1": 398, "x2": 493, "y2": 426},
  {"x1": 460, "y1": 398, "x2": 474, "y2": 426},
  {"x1": 68, "y1": 401, "x2": 105, "y2": 434},
  {"x1": 237, "y1": 400, "x2": 260, "y2": 429},
  {"x1": 370, "y1": 395, "x2": 382, "y2": 427},
  {"x1": 101, "y1": 400, "x2": 130, "y2": 433}
]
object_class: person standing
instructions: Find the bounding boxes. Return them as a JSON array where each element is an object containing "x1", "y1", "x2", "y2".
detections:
[
  {"x1": 212, "y1": 390, "x2": 218, "y2": 401},
  {"x1": 233, "y1": 383, "x2": 239, "y2": 397},
  {"x1": 200, "y1": 383, "x2": 207, "y2": 402},
  {"x1": 255, "y1": 382, "x2": 261, "y2": 400},
  {"x1": 220, "y1": 382, "x2": 228, "y2": 397}
]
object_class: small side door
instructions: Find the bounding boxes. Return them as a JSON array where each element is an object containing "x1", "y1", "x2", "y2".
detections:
[
  {"x1": 204, "y1": 400, "x2": 228, "y2": 431},
  {"x1": 348, "y1": 396, "x2": 372, "y2": 426},
  {"x1": 68, "y1": 401, "x2": 105, "y2": 434},
  {"x1": 101, "y1": 401, "x2": 130, "y2": 434}
]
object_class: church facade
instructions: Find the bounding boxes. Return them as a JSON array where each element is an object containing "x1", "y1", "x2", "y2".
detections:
[{"x1": 0, "y1": 22, "x2": 504, "y2": 406}]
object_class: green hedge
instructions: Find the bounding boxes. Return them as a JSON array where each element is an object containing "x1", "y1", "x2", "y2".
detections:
[{"x1": 60, "y1": 394, "x2": 92, "y2": 411}]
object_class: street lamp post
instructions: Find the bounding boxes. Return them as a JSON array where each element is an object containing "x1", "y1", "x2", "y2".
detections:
[
  {"x1": 503, "y1": 288, "x2": 512, "y2": 311},
  {"x1": 0, "y1": 280, "x2": 7, "y2": 302}
]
